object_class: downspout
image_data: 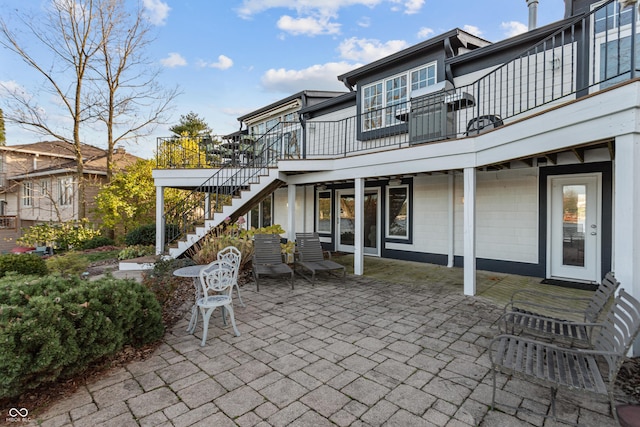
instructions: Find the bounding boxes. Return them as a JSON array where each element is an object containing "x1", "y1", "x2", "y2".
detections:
[{"x1": 447, "y1": 172, "x2": 455, "y2": 268}]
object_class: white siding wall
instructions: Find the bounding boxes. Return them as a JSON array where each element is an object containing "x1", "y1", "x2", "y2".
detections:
[
  {"x1": 272, "y1": 185, "x2": 323, "y2": 236},
  {"x1": 272, "y1": 188, "x2": 288, "y2": 235},
  {"x1": 389, "y1": 168, "x2": 539, "y2": 263},
  {"x1": 452, "y1": 168, "x2": 539, "y2": 263},
  {"x1": 403, "y1": 174, "x2": 451, "y2": 254}
]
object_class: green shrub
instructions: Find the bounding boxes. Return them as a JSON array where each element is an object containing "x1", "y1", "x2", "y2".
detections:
[
  {"x1": 124, "y1": 223, "x2": 179, "y2": 246},
  {"x1": 17, "y1": 219, "x2": 101, "y2": 251},
  {"x1": 0, "y1": 274, "x2": 163, "y2": 399},
  {"x1": 0, "y1": 253, "x2": 48, "y2": 277},
  {"x1": 80, "y1": 236, "x2": 116, "y2": 250},
  {"x1": 117, "y1": 245, "x2": 155, "y2": 260},
  {"x1": 45, "y1": 252, "x2": 90, "y2": 278},
  {"x1": 125, "y1": 224, "x2": 156, "y2": 246},
  {"x1": 142, "y1": 257, "x2": 194, "y2": 304}
]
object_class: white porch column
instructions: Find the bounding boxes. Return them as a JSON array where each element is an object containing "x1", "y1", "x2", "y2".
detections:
[
  {"x1": 447, "y1": 172, "x2": 455, "y2": 268},
  {"x1": 155, "y1": 185, "x2": 165, "y2": 256},
  {"x1": 354, "y1": 178, "x2": 365, "y2": 276},
  {"x1": 287, "y1": 184, "x2": 296, "y2": 243},
  {"x1": 613, "y1": 133, "x2": 640, "y2": 356},
  {"x1": 463, "y1": 167, "x2": 476, "y2": 296}
]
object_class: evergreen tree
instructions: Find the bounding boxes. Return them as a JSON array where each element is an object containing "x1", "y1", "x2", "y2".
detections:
[{"x1": 169, "y1": 112, "x2": 211, "y2": 137}]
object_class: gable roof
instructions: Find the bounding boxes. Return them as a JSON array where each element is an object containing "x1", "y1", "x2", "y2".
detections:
[
  {"x1": 337, "y1": 28, "x2": 491, "y2": 89},
  {"x1": 2, "y1": 141, "x2": 141, "y2": 179},
  {"x1": 237, "y1": 90, "x2": 347, "y2": 125}
]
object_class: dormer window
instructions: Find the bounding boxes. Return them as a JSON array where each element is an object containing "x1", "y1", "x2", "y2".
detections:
[{"x1": 361, "y1": 62, "x2": 437, "y2": 131}]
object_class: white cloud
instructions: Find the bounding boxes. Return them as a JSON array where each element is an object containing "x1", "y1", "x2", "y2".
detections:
[
  {"x1": 142, "y1": 0, "x2": 170, "y2": 26},
  {"x1": 357, "y1": 17, "x2": 371, "y2": 28},
  {"x1": 501, "y1": 21, "x2": 528, "y2": 38},
  {"x1": 160, "y1": 53, "x2": 187, "y2": 68},
  {"x1": 237, "y1": 0, "x2": 382, "y2": 19},
  {"x1": 261, "y1": 61, "x2": 359, "y2": 93},
  {"x1": 417, "y1": 27, "x2": 434, "y2": 39},
  {"x1": 210, "y1": 55, "x2": 234, "y2": 70},
  {"x1": 0, "y1": 80, "x2": 28, "y2": 98},
  {"x1": 338, "y1": 37, "x2": 408, "y2": 62},
  {"x1": 462, "y1": 25, "x2": 483, "y2": 37},
  {"x1": 277, "y1": 15, "x2": 341, "y2": 36},
  {"x1": 392, "y1": 0, "x2": 424, "y2": 14}
]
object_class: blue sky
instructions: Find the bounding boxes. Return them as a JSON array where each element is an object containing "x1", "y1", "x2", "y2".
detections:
[{"x1": 0, "y1": 0, "x2": 567, "y2": 159}]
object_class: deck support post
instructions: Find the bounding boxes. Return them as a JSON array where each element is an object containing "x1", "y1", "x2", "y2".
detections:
[
  {"x1": 287, "y1": 184, "x2": 296, "y2": 243},
  {"x1": 463, "y1": 167, "x2": 476, "y2": 296},
  {"x1": 155, "y1": 185, "x2": 165, "y2": 256},
  {"x1": 613, "y1": 133, "x2": 640, "y2": 356},
  {"x1": 354, "y1": 178, "x2": 364, "y2": 276}
]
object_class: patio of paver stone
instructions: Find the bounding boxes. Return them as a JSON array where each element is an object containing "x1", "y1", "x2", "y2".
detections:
[{"x1": 32, "y1": 264, "x2": 631, "y2": 427}]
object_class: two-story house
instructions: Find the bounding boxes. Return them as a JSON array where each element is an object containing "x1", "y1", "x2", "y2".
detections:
[
  {"x1": 0, "y1": 141, "x2": 140, "y2": 252},
  {"x1": 153, "y1": 0, "x2": 640, "y2": 325}
]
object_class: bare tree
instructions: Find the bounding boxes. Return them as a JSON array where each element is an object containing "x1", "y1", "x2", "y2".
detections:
[
  {"x1": 0, "y1": 0, "x2": 103, "y2": 218},
  {"x1": 0, "y1": 0, "x2": 179, "y2": 216},
  {"x1": 92, "y1": 0, "x2": 179, "y2": 180}
]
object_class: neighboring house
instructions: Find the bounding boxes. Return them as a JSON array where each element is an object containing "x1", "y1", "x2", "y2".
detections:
[
  {"x1": 153, "y1": 0, "x2": 640, "y2": 327},
  {"x1": 0, "y1": 141, "x2": 140, "y2": 252}
]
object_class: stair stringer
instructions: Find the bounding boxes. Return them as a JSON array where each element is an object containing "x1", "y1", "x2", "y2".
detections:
[{"x1": 168, "y1": 168, "x2": 285, "y2": 258}]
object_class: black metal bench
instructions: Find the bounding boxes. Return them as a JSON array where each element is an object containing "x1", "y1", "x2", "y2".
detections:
[
  {"x1": 490, "y1": 288, "x2": 640, "y2": 422},
  {"x1": 499, "y1": 272, "x2": 620, "y2": 347}
]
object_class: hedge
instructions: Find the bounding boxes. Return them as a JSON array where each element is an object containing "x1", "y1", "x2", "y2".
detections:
[{"x1": 0, "y1": 274, "x2": 164, "y2": 399}]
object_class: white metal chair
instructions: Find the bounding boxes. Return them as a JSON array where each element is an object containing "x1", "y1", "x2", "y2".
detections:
[
  {"x1": 196, "y1": 260, "x2": 240, "y2": 346},
  {"x1": 217, "y1": 246, "x2": 244, "y2": 306}
]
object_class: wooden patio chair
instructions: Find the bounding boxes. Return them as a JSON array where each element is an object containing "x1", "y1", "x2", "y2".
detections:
[
  {"x1": 295, "y1": 232, "x2": 346, "y2": 283},
  {"x1": 499, "y1": 272, "x2": 620, "y2": 347},
  {"x1": 252, "y1": 234, "x2": 294, "y2": 291},
  {"x1": 490, "y1": 288, "x2": 640, "y2": 422}
]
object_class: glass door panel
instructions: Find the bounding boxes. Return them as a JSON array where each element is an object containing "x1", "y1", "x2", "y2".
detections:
[{"x1": 337, "y1": 190, "x2": 379, "y2": 255}]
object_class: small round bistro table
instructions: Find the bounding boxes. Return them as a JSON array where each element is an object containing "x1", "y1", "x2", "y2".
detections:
[{"x1": 173, "y1": 265, "x2": 207, "y2": 334}]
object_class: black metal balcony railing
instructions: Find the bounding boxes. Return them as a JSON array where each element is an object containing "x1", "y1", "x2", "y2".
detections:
[{"x1": 162, "y1": 123, "x2": 295, "y2": 247}]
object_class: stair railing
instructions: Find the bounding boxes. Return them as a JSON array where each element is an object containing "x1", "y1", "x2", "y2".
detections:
[{"x1": 163, "y1": 123, "x2": 286, "y2": 250}]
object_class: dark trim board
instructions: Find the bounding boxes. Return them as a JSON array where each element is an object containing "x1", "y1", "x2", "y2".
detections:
[
  {"x1": 540, "y1": 278, "x2": 598, "y2": 291},
  {"x1": 382, "y1": 249, "x2": 544, "y2": 278},
  {"x1": 538, "y1": 161, "x2": 613, "y2": 281}
]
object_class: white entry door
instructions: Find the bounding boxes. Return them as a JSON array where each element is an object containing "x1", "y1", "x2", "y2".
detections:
[{"x1": 548, "y1": 174, "x2": 601, "y2": 283}]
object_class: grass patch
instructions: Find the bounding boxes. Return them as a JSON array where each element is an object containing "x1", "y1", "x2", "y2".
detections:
[{"x1": 80, "y1": 249, "x2": 122, "y2": 263}]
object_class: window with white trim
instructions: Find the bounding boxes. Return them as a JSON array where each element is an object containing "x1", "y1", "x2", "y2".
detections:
[
  {"x1": 316, "y1": 190, "x2": 332, "y2": 234},
  {"x1": 58, "y1": 177, "x2": 73, "y2": 206},
  {"x1": 362, "y1": 62, "x2": 437, "y2": 131},
  {"x1": 386, "y1": 185, "x2": 409, "y2": 239},
  {"x1": 23, "y1": 181, "x2": 33, "y2": 207}
]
